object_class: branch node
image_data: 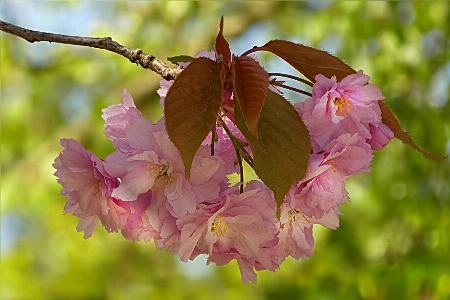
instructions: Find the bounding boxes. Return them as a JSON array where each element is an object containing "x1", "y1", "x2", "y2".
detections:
[{"x1": 129, "y1": 49, "x2": 142, "y2": 63}]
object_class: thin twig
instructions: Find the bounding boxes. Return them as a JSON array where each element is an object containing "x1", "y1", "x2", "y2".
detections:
[
  {"x1": 237, "y1": 142, "x2": 253, "y2": 165},
  {"x1": 221, "y1": 121, "x2": 253, "y2": 168},
  {"x1": 234, "y1": 144, "x2": 244, "y2": 194},
  {"x1": 277, "y1": 84, "x2": 312, "y2": 97},
  {"x1": 0, "y1": 20, "x2": 182, "y2": 80},
  {"x1": 221, "y1": 122, "x2": 245, "y2": 194},
  {"x1": 211, "y1": 125, "x2": 216, "y2": 156},
  {"x1": 269, "y1": 72, "x2": 314, "y2": 87}
]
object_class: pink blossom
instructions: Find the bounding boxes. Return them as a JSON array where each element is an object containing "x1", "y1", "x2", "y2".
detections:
[
  {"x1": 54, "y1": 63, "x2": 391, "y2": 282},
  {"x1": 206, "y1": 182, "x2": 280, "y2": 283},
  {"x1": 104, "y1": 118, "x2": 227, "y2": 218},
  {"x1": 206, "y1": 182, "x2": 278, "y2": 262},
  {"x1": 111, "y1": 191, "x2": 157, "y2": 242},
  {"x1": 322, "y1": 133, "x2": 374, "y2": 177},
  {"x1": 289, "y1": 133, "x2": 372, "y2": 219},
  {"x1": 54, "y1": 139, "x2": 158, "y2": 241},
  {"x1": 276, "y1": 188, "x2": 341, "y2": 260},
  {"x1": 175, "y1": 187, "x2": 236, "y2": 262},
  {"x1": 102, "y1": 89, "x2": 142, "y2": 152},
  {"x1": 295, "y1": 70, "x2": 386, "y2": 152},
  {"x1": 175, "y1": 206, "x2": 212, "y2": 261},
  {"x1": 53, "y1": 139, "x2": 136, "y2": 238},
  {"x1": 117, "y1": 118, "x2": 166, "y2": 156},
  {"x1": 276, "y1": 205, "x2": 315, "y2": 260},
  {"x1": 53, "y1": 139, "x2": 117, "y2": 237},
  {"x1": 171, "y1": 182, "x2": 280, "y2": 283},
  {"x1": 144, "y1": 187, "x2": 182, "y2": 252},
  {"x1": 367, "y1": 122, "x2": 394, "y2": 150},
  {"x1": 290, "y1": 152, "x2": 348, "y2": 219}
]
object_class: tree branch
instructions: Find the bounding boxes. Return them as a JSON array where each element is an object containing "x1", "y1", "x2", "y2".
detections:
[{"x1": 0, "y1": 20, "x2": 182, "y2": 80}]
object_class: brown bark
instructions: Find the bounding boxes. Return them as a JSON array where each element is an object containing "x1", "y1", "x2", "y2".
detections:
[{"x1": 0, "y1": 20, "x2": 182, "y2": 80}]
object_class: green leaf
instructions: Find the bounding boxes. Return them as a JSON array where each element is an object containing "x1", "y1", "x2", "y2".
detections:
[
  {"x1": 235, "y1": 90, "x2": 312, "y2": 213},
  {"x1": 164, "y1": 57, "x2": 223, "y2": 178},
  {"x1": 258, "y1": 39, "x2": 355, "y2": 82},
  {"x1": 167, "y1": 55, "x2": 195, "y2": 65},
  {"x1": 232, "y1": 55, "x2": 269, "y2": 137}
]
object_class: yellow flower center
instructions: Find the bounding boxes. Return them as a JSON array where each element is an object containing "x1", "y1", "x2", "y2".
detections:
[
  {"x1": 211, "y1": 214, "x2": 229, "y2": 236},
  {"x1": 333, "y1": 96, "x2": 350, "y2": 117},
  {"x1": 157, "y1": 164, "x2": 170, "y2": 178},
  {"x1": 151, "y1": 164, "x2": 171, "y2": 186},
  {"x1": 329, "y1": 159, "x2": 338, "y2": 172},
  {"x1": 287, "y1": 209, "x2": 310, "y2": 232}
]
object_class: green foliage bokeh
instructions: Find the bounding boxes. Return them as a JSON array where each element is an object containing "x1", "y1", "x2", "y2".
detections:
[{"x1": 1, "y1": 2, "x2": 449, "y2": 299}]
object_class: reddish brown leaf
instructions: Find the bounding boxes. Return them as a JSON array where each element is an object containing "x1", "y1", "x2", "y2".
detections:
[
  {"x1": 235, "y1": 90, "x2": 312, "y2": 214},
  {"x1": 259, "y1": 39, "x2": 355, "y2": 82},
  {"x1": 379, "y1": 101, "x2": 446, "y2": 160},
  {"x1": 232, "y1": 55, "x2": 269, "y2": 137},
  {"x1": 215, "y1": 16, "x2": 231, "y2": 66},
  {"x1": 164, "y1": 57, "x2": 223, "y2": 178}
]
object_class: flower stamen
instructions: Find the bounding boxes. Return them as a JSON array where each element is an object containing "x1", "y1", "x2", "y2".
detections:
[
  {"x1": 333, "y1": 96, "x2": 350, "y2": 117},
  {"x1": 93, "y1": 181, "x2": 101, "y2": 196},
  {"x1": 151, "y1": 164, "x2": 171, "y2": 186},
  {"x1": 287, "y1": 208, "x2": 311, "y2": 232},
  {"x1": 211, "y1": 214, "x2": 228, "y2": 236},
  {"x1": 330, "y1": 159, "x2": 338, "y2": 172}
]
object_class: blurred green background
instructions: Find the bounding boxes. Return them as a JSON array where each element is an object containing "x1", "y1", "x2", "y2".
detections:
[{"x1": 1, "y1": 1, "x2": 449, "y2": 299}]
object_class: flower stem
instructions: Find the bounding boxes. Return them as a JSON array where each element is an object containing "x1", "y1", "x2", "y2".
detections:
[
  {"x1": 211, "y1": 125, "x2": 216, "y2": 156},
  {"x1": 235, "y1": 145, "x2": 244, "y2": 194},
  {"x1": 276, "y1": 84, "x2": 312, "y2": 97},
  {"x1": 221, "y1": 121, "x2": 254, "y2": 168},
  {"x1": 221, "y1": 122, "x2": 257, "y2": 194},
  {"x1": 269, "y1": 72, "x2": 314, "y2": 87}
]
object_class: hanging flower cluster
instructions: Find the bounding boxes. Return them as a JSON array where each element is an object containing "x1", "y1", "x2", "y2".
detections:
[{"x1": 53, "y1": 18, "x2": 442, "y2": 283}]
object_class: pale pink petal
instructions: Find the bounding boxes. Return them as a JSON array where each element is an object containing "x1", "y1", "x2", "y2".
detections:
[
  {"x1": 339, "y1": 70, "x2": 370, "y2": 86},
  {"x1": 167, "y1": 179, "x2": 197, "y2": 217},
  {"x1": 76, "y1": 215, "x2": 99, "y2": 239},
  {"x1": 189, "y1": 156, "x2": 221, "y2": 185},
  {"x1": 164, "y1": 173, "x2": 184, "y2": 201},
  {"x1": 125, "y1": 118, "x2": 162, "y2": 153},
  {"x1": 236, "y1": 257, "x2": 258, "y2": 284},
  {"x1": 102, "y1": 88, "x2": 142, "y2": 143},
  {"x1": 111, "y1": 165, "x2": 155, "y2": 201},
  {"x1": 367, "y1": 122, "x2": 394, "y2": 150},
  {"x1": 152, "y1": 130, "x2": 179, "y2": 162}
]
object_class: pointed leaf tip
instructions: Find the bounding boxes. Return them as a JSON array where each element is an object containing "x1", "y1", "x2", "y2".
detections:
[
  {"x1": 379, "y1": 101, "x2": 447, "y2": 160},
  {"x1": 215, "y1": 16, "x2": 231, "y2": 66},
  {"x1": 164, "y1": 57, "x2": 223, "y2": 178},
  {"x1": 232, "y1": 56, "x2": 270, "y2": 137}
]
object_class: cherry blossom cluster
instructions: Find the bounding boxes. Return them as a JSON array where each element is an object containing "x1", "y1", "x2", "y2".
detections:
[{"x1": 53, "y1": 51, "x2": 393, "y2": 284}]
